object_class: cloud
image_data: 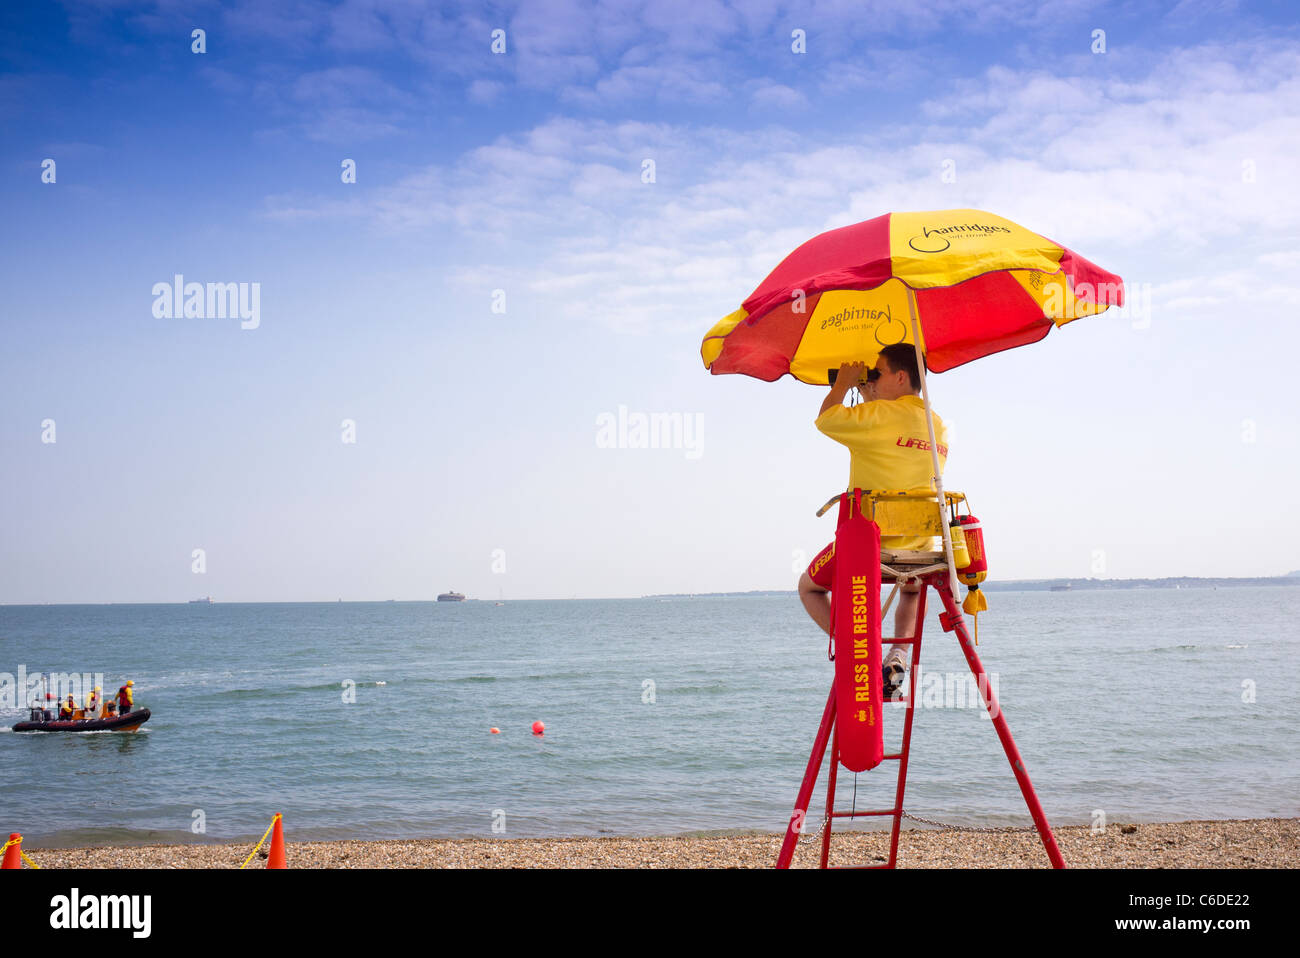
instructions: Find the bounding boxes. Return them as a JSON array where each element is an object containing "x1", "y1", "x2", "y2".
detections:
[
  {"x1": 283, "y1": 65, "x2": 421, "y2": 140},
  {"x1": 562, "y1": 58, "x2": 732, "y2": 106},
  {"x1": 216, "y1": 0, "x2": 326, "y2": 50},
  {"x1": 257, "y1": 36, "x2": 1300, "y2": 339},
  {"x1": 750, "y1": 81, "x2": 807, "y2": 111},
  {"x1": 467, "y1": 78, "x2": 505, "y2": 103}
]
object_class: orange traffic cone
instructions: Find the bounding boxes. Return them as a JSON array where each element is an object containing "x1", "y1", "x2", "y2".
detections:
[
  {"x1": 267, "y1": 814, "x2": 286, "y2": 869},
  {"x1": 2, "y1": 833, "x2": 23, "y2": 869}
]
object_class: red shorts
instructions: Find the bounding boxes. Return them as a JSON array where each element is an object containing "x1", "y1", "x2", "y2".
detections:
[
  {"x1": 806, "y1": 540, "x2": 837, "y2": 589},
  {"x1": 807, "y1": 540, "x2": 920, "y2": 591}
]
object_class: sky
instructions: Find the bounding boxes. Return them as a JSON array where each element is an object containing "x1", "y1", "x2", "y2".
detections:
[{"x1": 1, "y1": 0, "x2": 1298, "y2": 602}]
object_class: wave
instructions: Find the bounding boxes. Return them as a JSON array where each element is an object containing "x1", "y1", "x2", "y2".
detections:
[
  {"x1": 199, "y1": 680, "x2": 393, "y2": 700},
  {"x1": 199, "y1": 687, "x2": 275, "y2": 701},
  {"x1": 1113, "y1": 644, "x2": 1204, "y2": 654},
  {"x1": 522, "y1": 673, "x2": 602, "y2": 682},
  {"x1": 20, "y1": 826, "x2": 232, "y2": 850}
]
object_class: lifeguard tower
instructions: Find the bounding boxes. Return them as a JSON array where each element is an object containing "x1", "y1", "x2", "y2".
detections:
[
  {"x1": 695, "y1": 210, "x2": 1125, "y2": 869},
  {"x1": 776, "y1": 487, "x2": 1066, "y2": 869}
]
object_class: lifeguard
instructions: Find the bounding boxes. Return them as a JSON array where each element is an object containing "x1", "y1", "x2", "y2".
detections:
[
  {"x1": 798, "y1": 343, "x2": 949, "y2": 697},
  {"x1": 116, "y1": 680, "x2": 134, "y2": 716}
]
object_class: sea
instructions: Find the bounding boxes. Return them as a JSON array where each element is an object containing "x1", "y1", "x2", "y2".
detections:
[{"x1": 1, "y1": 588, "x2": 1297, "y2": 848}]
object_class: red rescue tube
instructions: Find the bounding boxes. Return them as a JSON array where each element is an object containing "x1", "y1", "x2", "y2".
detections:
[{"x1": 830, "y1": 490, "x2": 883, "y2": 772}]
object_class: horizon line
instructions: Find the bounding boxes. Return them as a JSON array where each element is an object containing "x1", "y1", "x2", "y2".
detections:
[{"x1": 4, "y1": 572, "x2": 1299, "y2": 607}]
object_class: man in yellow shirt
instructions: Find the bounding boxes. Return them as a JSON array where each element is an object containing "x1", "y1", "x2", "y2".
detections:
[
  {"x1": 798, "y1": 343, "x2": 948, "y2": 697},
  {"x1": 116, "y1": 680, "x2": 134, "y2": 716}
]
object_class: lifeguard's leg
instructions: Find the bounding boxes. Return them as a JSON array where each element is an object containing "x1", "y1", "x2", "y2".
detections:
[
  {"x1": 804, "y1": 571, "x2": 913, "y2": 656},
  {"x1": 798, "y1": 572, "x2": 831, "y2": 635},
  {"x1": 883, "y1": 583, "x2": 922, "y2": 673},
  {"x1": 800, "y1": 541, "x2": 837, "y2": 636},
  {"x1": 895, "y1": 583, "x2": 920, "y2": 642}
]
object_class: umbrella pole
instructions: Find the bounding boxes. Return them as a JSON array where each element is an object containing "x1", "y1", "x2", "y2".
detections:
[{"x1": 906, "y1": 287, "x2": 960, "y2": 599}]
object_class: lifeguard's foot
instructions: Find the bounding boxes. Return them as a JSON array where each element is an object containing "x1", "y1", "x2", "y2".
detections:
[{"x1": 882, "y1": 646, "x2": 908, "y2": 700}]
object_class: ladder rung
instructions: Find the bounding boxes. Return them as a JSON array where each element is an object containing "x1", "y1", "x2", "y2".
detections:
[
  {"x1": 885, "y1": 636, "x2": 918, "y2": 644},
  {"x1": 829, "y1": 809, "x2": 898, "y2": 818},
  {"x1": 836, "y1": 749, "x2": 907, "y2": 763}
]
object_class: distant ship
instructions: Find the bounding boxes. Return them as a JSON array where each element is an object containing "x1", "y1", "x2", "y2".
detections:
[
  {"x1": 437, "y1": 591, "x2": 466, "y2": 602},
  {"x1": 188, "y1": 596, "x2": 213, "y2": 604},
  {"x1": 1049, "y1": 583, "x2": 1072, "y2": 592}
]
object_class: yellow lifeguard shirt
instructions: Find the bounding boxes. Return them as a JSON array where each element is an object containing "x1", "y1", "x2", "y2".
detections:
[{"x1": 815, "y1": 395, "x2": 949, "y2": 551}]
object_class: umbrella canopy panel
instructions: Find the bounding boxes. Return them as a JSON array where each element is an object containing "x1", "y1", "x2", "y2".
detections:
[{"x1": 702, "y1": 208, "x2": 1124, "y2": 382}]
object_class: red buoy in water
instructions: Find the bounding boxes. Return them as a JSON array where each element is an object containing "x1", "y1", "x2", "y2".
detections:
[
  {"x1": 531, "y1": 720, "x2": 545, "y2": 735},
  {"x1": 490, "y1": 727, "x2": 500, "y2": 734}
]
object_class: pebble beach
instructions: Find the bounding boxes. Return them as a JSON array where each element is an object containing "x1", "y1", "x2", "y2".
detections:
[{"x1": 17, "y1": 818, "x2": 1297, "y2": 869}]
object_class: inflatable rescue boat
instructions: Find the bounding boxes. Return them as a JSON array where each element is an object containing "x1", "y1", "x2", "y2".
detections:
[{"x1": 12, "y1": 708, "x2": 151, "y2": 733}]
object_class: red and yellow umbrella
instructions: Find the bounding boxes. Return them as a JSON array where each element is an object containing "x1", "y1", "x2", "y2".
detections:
[
  {"x1": 701, "y1": 208, "x2": 1124, "y2": 383},
  {"x1": 702, "y1": 207, "x2": 1124, "y2": 597}
]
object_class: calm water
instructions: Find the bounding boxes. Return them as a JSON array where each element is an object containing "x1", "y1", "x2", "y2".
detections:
[{"x1": 1, "y1": 589, "x2": 1297, "y2": 847}]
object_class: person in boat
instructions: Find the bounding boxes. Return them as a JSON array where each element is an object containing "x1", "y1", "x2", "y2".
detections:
[
  {"x1": 797, "y1": 343, "x2": 949, "y2": 698},
  {"x1": 60, "y1": 693, "x2": 76, "y2": 719},
  {"x1": 115, "y1": 680, "x2": 134, "y2": 716},
  {"x1": 86, "y1": 686, "x2": 102, "y2": 717},
  {"x1": 43, "y1": 694, "x2": 54, "y2": 722}
]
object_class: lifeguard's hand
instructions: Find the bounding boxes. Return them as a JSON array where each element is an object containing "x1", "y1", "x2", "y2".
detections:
[
  {"x1": 834, "y1": 362, "x2": 865, "y2": 390},
  {"x1": 821, "y1": 362, "x2": 864, "y2": 416}
]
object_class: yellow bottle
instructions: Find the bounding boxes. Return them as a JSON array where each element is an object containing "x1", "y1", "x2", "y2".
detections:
[{"x1": 948, "y1": 522, "x2": 972, "y2": 570}]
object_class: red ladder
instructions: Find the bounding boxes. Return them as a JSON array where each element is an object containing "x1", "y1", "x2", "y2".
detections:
[{"x1": 776, "y1": 567, "x2": 1066, "y2": 869}]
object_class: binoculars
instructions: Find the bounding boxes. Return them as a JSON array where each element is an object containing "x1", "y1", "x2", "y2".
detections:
[{"x1": 827, "y1": 366, "x2": 881, "y2": 386}]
